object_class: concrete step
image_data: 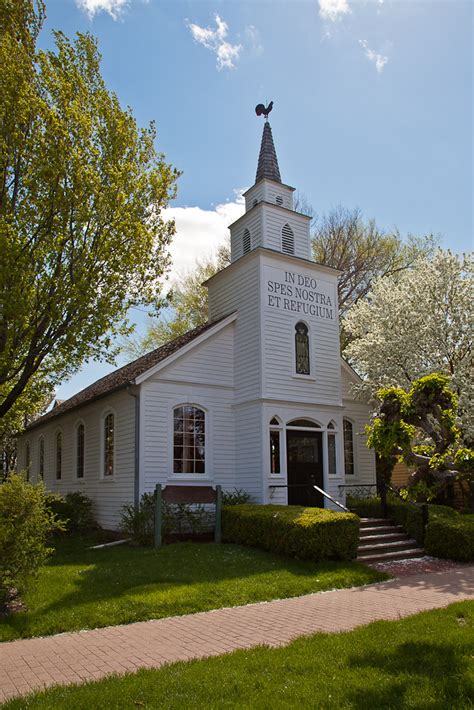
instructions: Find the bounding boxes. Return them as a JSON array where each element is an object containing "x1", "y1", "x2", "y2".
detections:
[
  {"x1": 356, "y1": 548, "x2": 425, "y2": 563},
  {"x1": 359, "y1": 518, "x2": 390, "y2": 526},
  {"x1": 358, "y1": 532, "x2": 410, "y2": 544},
  {"x1": 357, "y1": 539, "x2": 419, "y2": 555},
  {"x1": 359, "y1": 525, "x2": 404, "y2": 537}
]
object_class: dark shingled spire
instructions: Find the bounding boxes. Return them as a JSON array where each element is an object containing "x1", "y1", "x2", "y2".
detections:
[{"x1": 256, "y1": 122, "x2": 281, "y2": 184}]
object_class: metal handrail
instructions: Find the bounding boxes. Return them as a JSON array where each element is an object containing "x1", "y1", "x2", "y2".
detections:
[{"x1": 268, "y1": 483, "x2": 350, "y2": 513}]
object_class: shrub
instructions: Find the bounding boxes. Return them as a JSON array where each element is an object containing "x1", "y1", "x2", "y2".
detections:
[
  {"x1": 0, "y1": 474, "x2": 64, "y2": 606},
  {"x1": 222, "y1": 504, "x2": 360, "y2": 561},
  {"x1": 221, "y1": 488, "x2": 252, "y2": 506},
  {"x1": 424, "y1": 514, "x2": 474, "y2": 562},
  {"x1": 346, "y1": 495, "x2": 382, "y2": 518},
  {"x1": 120, "y1": 493, "x2": 213, "y2": 545},
  {"x1": 46, "y1": 491, "x2": 96, "y2": 533}
]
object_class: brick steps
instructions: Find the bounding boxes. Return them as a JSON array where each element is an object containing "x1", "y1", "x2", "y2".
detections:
[{"x1": 356, "y1": 517, "x2": 424, "y2": 564}]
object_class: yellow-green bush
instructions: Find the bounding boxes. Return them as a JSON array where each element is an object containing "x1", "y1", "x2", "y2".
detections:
[
  {"x1": 0, "y1": 474, "x2": 64, "y2": 605},
  {"x1": 222, "y1": 504, "x2": 359, "y2": 561}
]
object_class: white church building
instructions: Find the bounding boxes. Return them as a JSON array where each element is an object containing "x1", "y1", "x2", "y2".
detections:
[{"x1": 17, "y1": 120, "x2": 376, "y2": 530}]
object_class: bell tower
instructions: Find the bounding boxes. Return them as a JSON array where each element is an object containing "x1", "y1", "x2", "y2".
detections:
[{"x1": 229, "y1": 104, "x2": 312, "y2": 263}]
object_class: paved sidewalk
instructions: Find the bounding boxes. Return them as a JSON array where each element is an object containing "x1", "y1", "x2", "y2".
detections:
[{"x1": 1, "y1": 565, "x2": 473, "y2": 703}]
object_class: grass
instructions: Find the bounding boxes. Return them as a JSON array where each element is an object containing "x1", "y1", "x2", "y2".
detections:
[
  {"x1": 0, "y1": 535, "x2": 387, "y2": 642},
  {"x1": 4, "y1": 601, "x2": 473, "y2": 709}
]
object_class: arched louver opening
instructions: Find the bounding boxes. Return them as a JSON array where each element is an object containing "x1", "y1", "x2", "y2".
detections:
[
  {"x1": 276, "y1": 195, "x2": 283, "y2": 206},
  {"x1": 281, "y1": 223, "x2": 294, "y2": 255},
  {"x1": 242, "y1": 228, "x2": 251, "y2": 255}
]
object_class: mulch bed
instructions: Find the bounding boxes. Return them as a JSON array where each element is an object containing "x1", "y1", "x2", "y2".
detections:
[{"x1": 369, "y1": 556, "x2": 469, "y2": 577}]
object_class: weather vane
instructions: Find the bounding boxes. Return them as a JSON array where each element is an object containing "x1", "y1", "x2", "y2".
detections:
[{"x1": 255, "y1": 101, "x2": 273, "y2": 121}]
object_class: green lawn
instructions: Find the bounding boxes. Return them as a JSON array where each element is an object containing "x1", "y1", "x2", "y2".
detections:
[
  {"x1": 0, "y1": 535, "x2": 387, "y2": 642},
  {"x1": 4, "y1": 602, "x2": 473, "y2": 709}
]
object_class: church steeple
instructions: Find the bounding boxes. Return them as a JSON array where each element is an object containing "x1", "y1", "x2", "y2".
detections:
[{"x1": 256, "y1": 122, "x2": 281, "y2": 184}]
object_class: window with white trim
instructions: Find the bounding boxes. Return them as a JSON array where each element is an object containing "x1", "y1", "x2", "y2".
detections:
[
  {"x1": 327, "y1": 422, "x2": 337, "y2": 476},
  {"x1": 295, "y1": 322, "x2": 310, "y2": 375},
  {"x1": 173, "y1": 405, "x2": 205, "y2": 474},
  {"x1": 343, "y1": 419, "x2": 355, "y2": 475},
  {"x1": 103, "y1": 413, "x2": 115, "y2": 477},
  {"x1": 25, "y1": 441, "x2": 31, "y2": 481},
  {"x1": 38, "y1": 437, "x2": 44, "y2": 480},
  {"x1": 269, "y1": 418, "x2": 281, "y2": 474},
  {"x1": 281, "y1": 223, "x2": 294, "y2": 255},
  {"x1": 76, "y1": 423, "x2": 85, "y2": 479},
  {"x1": 55, "y1": 431, "x2": 62, "y2": 480}
]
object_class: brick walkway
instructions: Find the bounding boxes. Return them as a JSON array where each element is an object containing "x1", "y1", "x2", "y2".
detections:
[{"x1": 0, "y1": 565, "x2": 473, "y2": 703}]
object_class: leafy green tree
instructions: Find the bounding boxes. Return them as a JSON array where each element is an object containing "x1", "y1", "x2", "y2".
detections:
[
  {"x1": 0, "y1": 0, "x2": 179, "y2": 419},
  {"x1": 367, "y1": 374, "x2": 473, "y2": 503}
]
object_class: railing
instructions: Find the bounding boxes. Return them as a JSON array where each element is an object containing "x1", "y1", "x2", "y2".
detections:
[
  {"x1": 338, "y1": 484, "x2": 378, "y2": 500},
  {"x1": 268, "y1": 483, "x2": 350, "y2": 512}
]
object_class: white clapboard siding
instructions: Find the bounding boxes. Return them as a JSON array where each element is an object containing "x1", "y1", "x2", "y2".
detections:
[
  {"x1": 230, "y1": 207, "x2": 263, "y2": 262},
  {"x1": 264, "y1": 205, "x2": 311, "y2": 260},
  {"x1": 16, "y1": 389, "x2": 136, "y2": 530},
  {"x1": 140, "y1": 381, "x2": 235, "y2": 495},
  {"x1": 208, "y1": 256, "x2": 261, "y2": 403}
]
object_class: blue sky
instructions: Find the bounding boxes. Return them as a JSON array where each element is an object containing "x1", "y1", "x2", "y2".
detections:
[{"x1": 39, "y1": 0, "x2": 473, "y2": 399}]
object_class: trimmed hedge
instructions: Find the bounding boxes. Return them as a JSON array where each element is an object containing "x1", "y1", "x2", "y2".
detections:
[
  {"x1": 222, "y1": 504, "x2": 360, "y2": 561},
  {"x1": 425, "y1": 514, "x2": 474, "y2": 562}
]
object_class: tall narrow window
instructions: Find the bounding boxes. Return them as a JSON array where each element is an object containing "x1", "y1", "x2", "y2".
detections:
[
  {"x1": 76, "y1": 424, "x2": 85, "y2": 479},
  {"x1": 104, "y1": 413, "x2": 114, "y2": 477},
  {"x1": 173, "y1": 405, "x2": 205, "y2": 474},
  {"x1": 281, "y1": 223, "x2": 294, "y2": 255},
  {"x1": 269, "y1": 419, "x2": 281, "y2": 474},
  {"x1": 25, "y1": 441, "x2": 31, "y2": 481},
  {"x1": 295, "y1": 322, "x2": 310, "y2": 375},
  {"x1": 328, "y1": 433, "x2": 337, "y2": 475},
  {"x1": 343, "y1": 419, "x2": 355, "y2": 476},
  {"x1": 38, "y1": 437, "x2": 44, "y2": 480},
  {"x1": 55, "y1": 431, "x2": 62, "y2": 480},
  {"x1": 242, "y1": 228, "x2": 251, "y2": 255}
]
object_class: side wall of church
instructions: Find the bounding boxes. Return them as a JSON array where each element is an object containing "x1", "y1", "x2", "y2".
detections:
[
  {"x1": 16, "y1": 389, "x2": 136, "y2": 530},
  {"x1": 139, "y1": 325, "x2": 236, "y2": 495}
]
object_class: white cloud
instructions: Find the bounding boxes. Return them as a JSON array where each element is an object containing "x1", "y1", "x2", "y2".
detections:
[
  {"x1": 359, "y1": 39, "x2": 388, "y2": 73},
  {"x1": 318, "y1": 0, "x2": 351, "y2": 22},
  {"x1": 164, "y1": 191, "x2": 245, "y2": 276},
  {"x1": 187, "y1": 14, "x2": 243, "y2": 70},
  {"x1": 75, "y1": 0, "x2": 129, "y2": 19}
]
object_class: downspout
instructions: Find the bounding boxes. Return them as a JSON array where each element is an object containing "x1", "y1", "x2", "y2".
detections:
[{"x1": 126, "y1": 384, "x2": 140, "y2": 510}]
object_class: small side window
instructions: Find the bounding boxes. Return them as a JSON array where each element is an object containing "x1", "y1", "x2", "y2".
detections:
[
  {"x1": 343, "y1": 419, "x2": 355, "y2": 476},
  {"x1": 104, "y1": 413, "x2": 115, "y2": 477},
  {"x1": 38, "y1": 437, "x2": 45, "y2": 480},
  {"x1": 55, "y1": 431, "x2": 62, "y2": 480}
]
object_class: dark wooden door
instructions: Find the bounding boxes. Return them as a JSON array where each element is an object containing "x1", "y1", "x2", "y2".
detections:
[{"x1": 286, "y1": 430, "x2": 324, "y2": 507}]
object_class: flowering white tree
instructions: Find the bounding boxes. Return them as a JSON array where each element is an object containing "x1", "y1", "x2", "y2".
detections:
[{"x1": 344, "y1": 251, "x2": 473, "y2": 444}]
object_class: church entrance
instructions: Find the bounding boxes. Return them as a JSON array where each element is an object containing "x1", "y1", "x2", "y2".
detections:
[{"x1": 286, "y1": 430, "x2": 324, "y2": 507}]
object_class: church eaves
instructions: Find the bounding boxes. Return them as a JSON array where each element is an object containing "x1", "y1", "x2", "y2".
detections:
[{"x1": 255, "y1": 122, "x2": 281, "y2": 184}]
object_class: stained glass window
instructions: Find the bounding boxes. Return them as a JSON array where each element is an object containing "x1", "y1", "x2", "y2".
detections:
[
  {"x1": 104, "y1": 413, "x2": 114, "y2": 477},
  {"x1": 295, "y1": 322, "x2": 310, "y2": 375},
  {"x1": 76, "y1": 424, "x2": 85, "y2": 479},
  {"x1": 55, "y1": 431, "x2": 62, "y2": 480}
]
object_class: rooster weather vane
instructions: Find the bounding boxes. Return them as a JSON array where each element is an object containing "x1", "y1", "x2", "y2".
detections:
[{"x1": 255, "y1": 101, "x2": 273, "y2": 121}]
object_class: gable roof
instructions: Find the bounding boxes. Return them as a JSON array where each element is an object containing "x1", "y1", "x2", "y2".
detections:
[{"x1": 24, "y1": 315, "x2": 233, "y2": 432}]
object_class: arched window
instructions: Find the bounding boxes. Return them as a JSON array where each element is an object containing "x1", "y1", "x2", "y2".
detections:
[
  {"x1": 38, "y1": 437, "x2": 45, "y2": 480},
  {"x1": 327, "y1": 422, "x2": 337, "y2": 476},
  {"x1": 103, "y1": 413, "x2": 115, "y2": 477},
  {"x1": 173, "y1": 405, "x2": 205, "y2": 474},
  {"x1": 76, "y1": 423, "x2": 85, "y2": 479},
  {"x1": 25, "y1": 441, "x2": 31, "y2": 481},
  {"x1": 242, "y1": 228, "x2": 251, "y2": 255},
  {"x1": 55, "y1": 431, "x2": 62, "y2": 480},
  {"x1": 281, "y1": 223, "x2": 294, "y2": 255},
  {"x1": 269, "y1": 417, "x2": 282, "y2": 474},
  {"x1": 287, "y1": 419, "x2": 321, "y2": 428},
  {"x1": 343, "y1": 419, "x2": 355, "y2": 476},
  {"x1": 295, "y1": 322, "x2": 310, "y2": 375}
]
